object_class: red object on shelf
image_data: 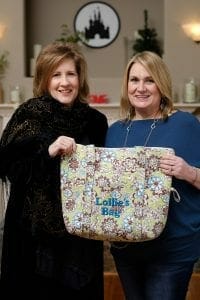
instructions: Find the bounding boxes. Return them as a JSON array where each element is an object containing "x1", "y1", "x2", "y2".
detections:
[{"x1": 89, "y1": 94, "x2": 109, "y2": 103}]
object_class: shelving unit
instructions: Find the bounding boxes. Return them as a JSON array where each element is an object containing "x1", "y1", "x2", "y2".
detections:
[
  {"x1": 90, "y1": 102, "x2": 200, "y2": 124},
  {"x1": 0, "y1": 102, "x2": 200, "y2": 130},
  {"x1": 91, "y1": 102, "x2": 200, "y2": 112}
]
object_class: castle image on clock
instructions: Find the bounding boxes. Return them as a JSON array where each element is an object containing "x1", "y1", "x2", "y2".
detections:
[
  {"x1": 74, "y1": 2, "x2": 120, "y2": 48},
  {"x1": 85, "y1": 7, "x2": 110, "y2": 40}
]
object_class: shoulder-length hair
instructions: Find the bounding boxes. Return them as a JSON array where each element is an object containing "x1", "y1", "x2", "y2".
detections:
[
  {"x1": 120, "y1": 51, "x2": 174, "y2": 120},
  {"x1": 33, "y1": 42, "x2": 89, "y2": 103}
]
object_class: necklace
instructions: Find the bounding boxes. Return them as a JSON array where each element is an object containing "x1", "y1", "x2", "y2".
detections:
[{"x1": 123, "y1": 118, "x2": 159, "y2": 147}]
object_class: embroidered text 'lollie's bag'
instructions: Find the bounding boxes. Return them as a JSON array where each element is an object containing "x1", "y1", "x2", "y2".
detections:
[{"x1": 60, "y1": 144, "x2": 175, "y2": 242}]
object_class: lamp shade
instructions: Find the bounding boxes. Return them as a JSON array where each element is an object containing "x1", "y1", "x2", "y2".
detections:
[{"x1": 182, "y1": 23, "x2": 200, "y2": 43}]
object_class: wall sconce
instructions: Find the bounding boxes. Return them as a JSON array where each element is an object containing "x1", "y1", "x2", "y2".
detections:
[
  {"x1": 182, "y1": 23, "x2": 200, "y2": 44},
  {"x1": 0, "y1": 23, "x2": 6, "y2": 39}
]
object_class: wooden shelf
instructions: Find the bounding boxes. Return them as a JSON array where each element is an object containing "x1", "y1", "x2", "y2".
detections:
[
  {"x1": 0, "y1": 102, "x2": 200, "y2": 128},
  {"x1": 1, "y1": 102, "x2": 200, "y2": 109},
  {"x1": 90, "y1": 103, "x2": 120, "y2": 108},
  {"x1": 91, "y1": 102, "x2": 200, "y2": 108},
  {"x1": 174, "y1": 102, "x2": 200, "y2": 107},
  {"x1": 0, "y1": 103, "x2": 19, "y2": 108},
  {"x1": 90, "y1": 102, "x2": 200, "y2": 123}
]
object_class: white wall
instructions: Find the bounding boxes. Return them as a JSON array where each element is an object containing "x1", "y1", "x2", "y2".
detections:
[
  {"x1": 0, "y1": 0, "x2": 200, "y2": 104},
  {"x1": 0, "y1": 0, "x2": 163, "y2": 103},
  {"x1": 0, "y1": 0, "x2": 28, "y2": 101},
  {"x1": 164, "y1": 0, "x2": 200, "y2": 102}
]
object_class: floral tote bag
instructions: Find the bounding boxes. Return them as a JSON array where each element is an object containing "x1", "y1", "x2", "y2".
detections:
[{"x1": 60, "y1": 144, "x2": 175, "y2": 242}]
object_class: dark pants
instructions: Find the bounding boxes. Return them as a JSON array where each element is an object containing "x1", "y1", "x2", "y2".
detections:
[{"x1": 111, "y1": 243, "x2": 196, "y2": 300}]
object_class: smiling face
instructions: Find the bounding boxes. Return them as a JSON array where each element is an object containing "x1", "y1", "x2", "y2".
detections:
[
  {"x1": 128, "y1": 62, "x2": 161, "y2": 118},
  {"x1": 48, "y1": 58, "x2": 79, "y2": 105}
]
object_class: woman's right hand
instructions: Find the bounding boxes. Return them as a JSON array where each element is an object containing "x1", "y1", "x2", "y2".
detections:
[{"x1": 48, "y1": 136, "x2": 76, "y2": 157}]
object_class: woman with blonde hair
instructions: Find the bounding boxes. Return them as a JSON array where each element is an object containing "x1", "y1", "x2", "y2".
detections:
[{"x1": 106, "y1": 51, "x2": 200, "y2": 300}]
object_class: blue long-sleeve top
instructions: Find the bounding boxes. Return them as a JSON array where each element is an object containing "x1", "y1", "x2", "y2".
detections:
[{"x1": 105, "y1": 110, "x2": 200, "y2": 262}]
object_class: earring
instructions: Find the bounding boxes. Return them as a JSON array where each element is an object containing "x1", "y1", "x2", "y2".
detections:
[
  {"x1": 160, "y1": 98, "x2": 165, "y2": 111},
  {"x1": 127, "y1": 106, "x2": 134, "y2": 120}
]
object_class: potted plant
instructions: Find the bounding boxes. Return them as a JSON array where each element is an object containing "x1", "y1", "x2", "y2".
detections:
[
  {"x1": 0, "y1": 50, "x2": 9, "y2": 102},
  {"x1": 55, "y1": 24, "x2": 86, "y2": 44},
  {"x1": 132, "y1": 10, "x2": 163, "y2": 57},
  {"x1": 0, "y1": 50, "x2": 9, "y2": 78}
]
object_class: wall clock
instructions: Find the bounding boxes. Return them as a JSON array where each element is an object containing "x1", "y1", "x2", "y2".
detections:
[{"x1": 74, "y1": 1, "x2": 120, "y2": 48}]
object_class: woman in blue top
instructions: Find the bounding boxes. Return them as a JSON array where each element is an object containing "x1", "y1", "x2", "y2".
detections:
[{"x1": 105, "y1": 51, "x2": 200, "y2": 300}]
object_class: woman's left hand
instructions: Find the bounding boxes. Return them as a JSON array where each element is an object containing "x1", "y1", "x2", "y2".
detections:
[{"x1": 160, "y1": 153, "x2": 196, "y2": 182}]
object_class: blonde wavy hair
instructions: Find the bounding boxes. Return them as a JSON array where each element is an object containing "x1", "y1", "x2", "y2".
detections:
[{"x1": 120, "y1": 51, "x2": 174, "y2": 120}]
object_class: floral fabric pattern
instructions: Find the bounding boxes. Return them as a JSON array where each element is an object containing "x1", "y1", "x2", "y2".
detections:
[{"x1": 61, "y1": 144, "x2": 174, "y2": 242}]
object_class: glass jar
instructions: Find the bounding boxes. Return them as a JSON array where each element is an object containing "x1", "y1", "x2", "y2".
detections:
[
  {"x1": 10, "y1": 85, "x2": 21, "y2": 104},
  {"x1": 184, "y1": 78, "x2": 197, "y2": 103}
]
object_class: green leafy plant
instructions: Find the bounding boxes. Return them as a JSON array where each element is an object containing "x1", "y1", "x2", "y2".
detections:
[
  {"x1": 132, "y1": 10, "x2": 163, "y2": 57},
  {"x1": 0, "y1": 50, "x2": 9, "y2": 78},
  {"x1": 56, "y1": 24, "x2": 85, "y2": 44}
]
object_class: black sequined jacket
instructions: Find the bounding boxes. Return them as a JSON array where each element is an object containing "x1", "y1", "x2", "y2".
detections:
[{"x1": 0, "y1": 96, "x2": 108, "y2": 295}]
